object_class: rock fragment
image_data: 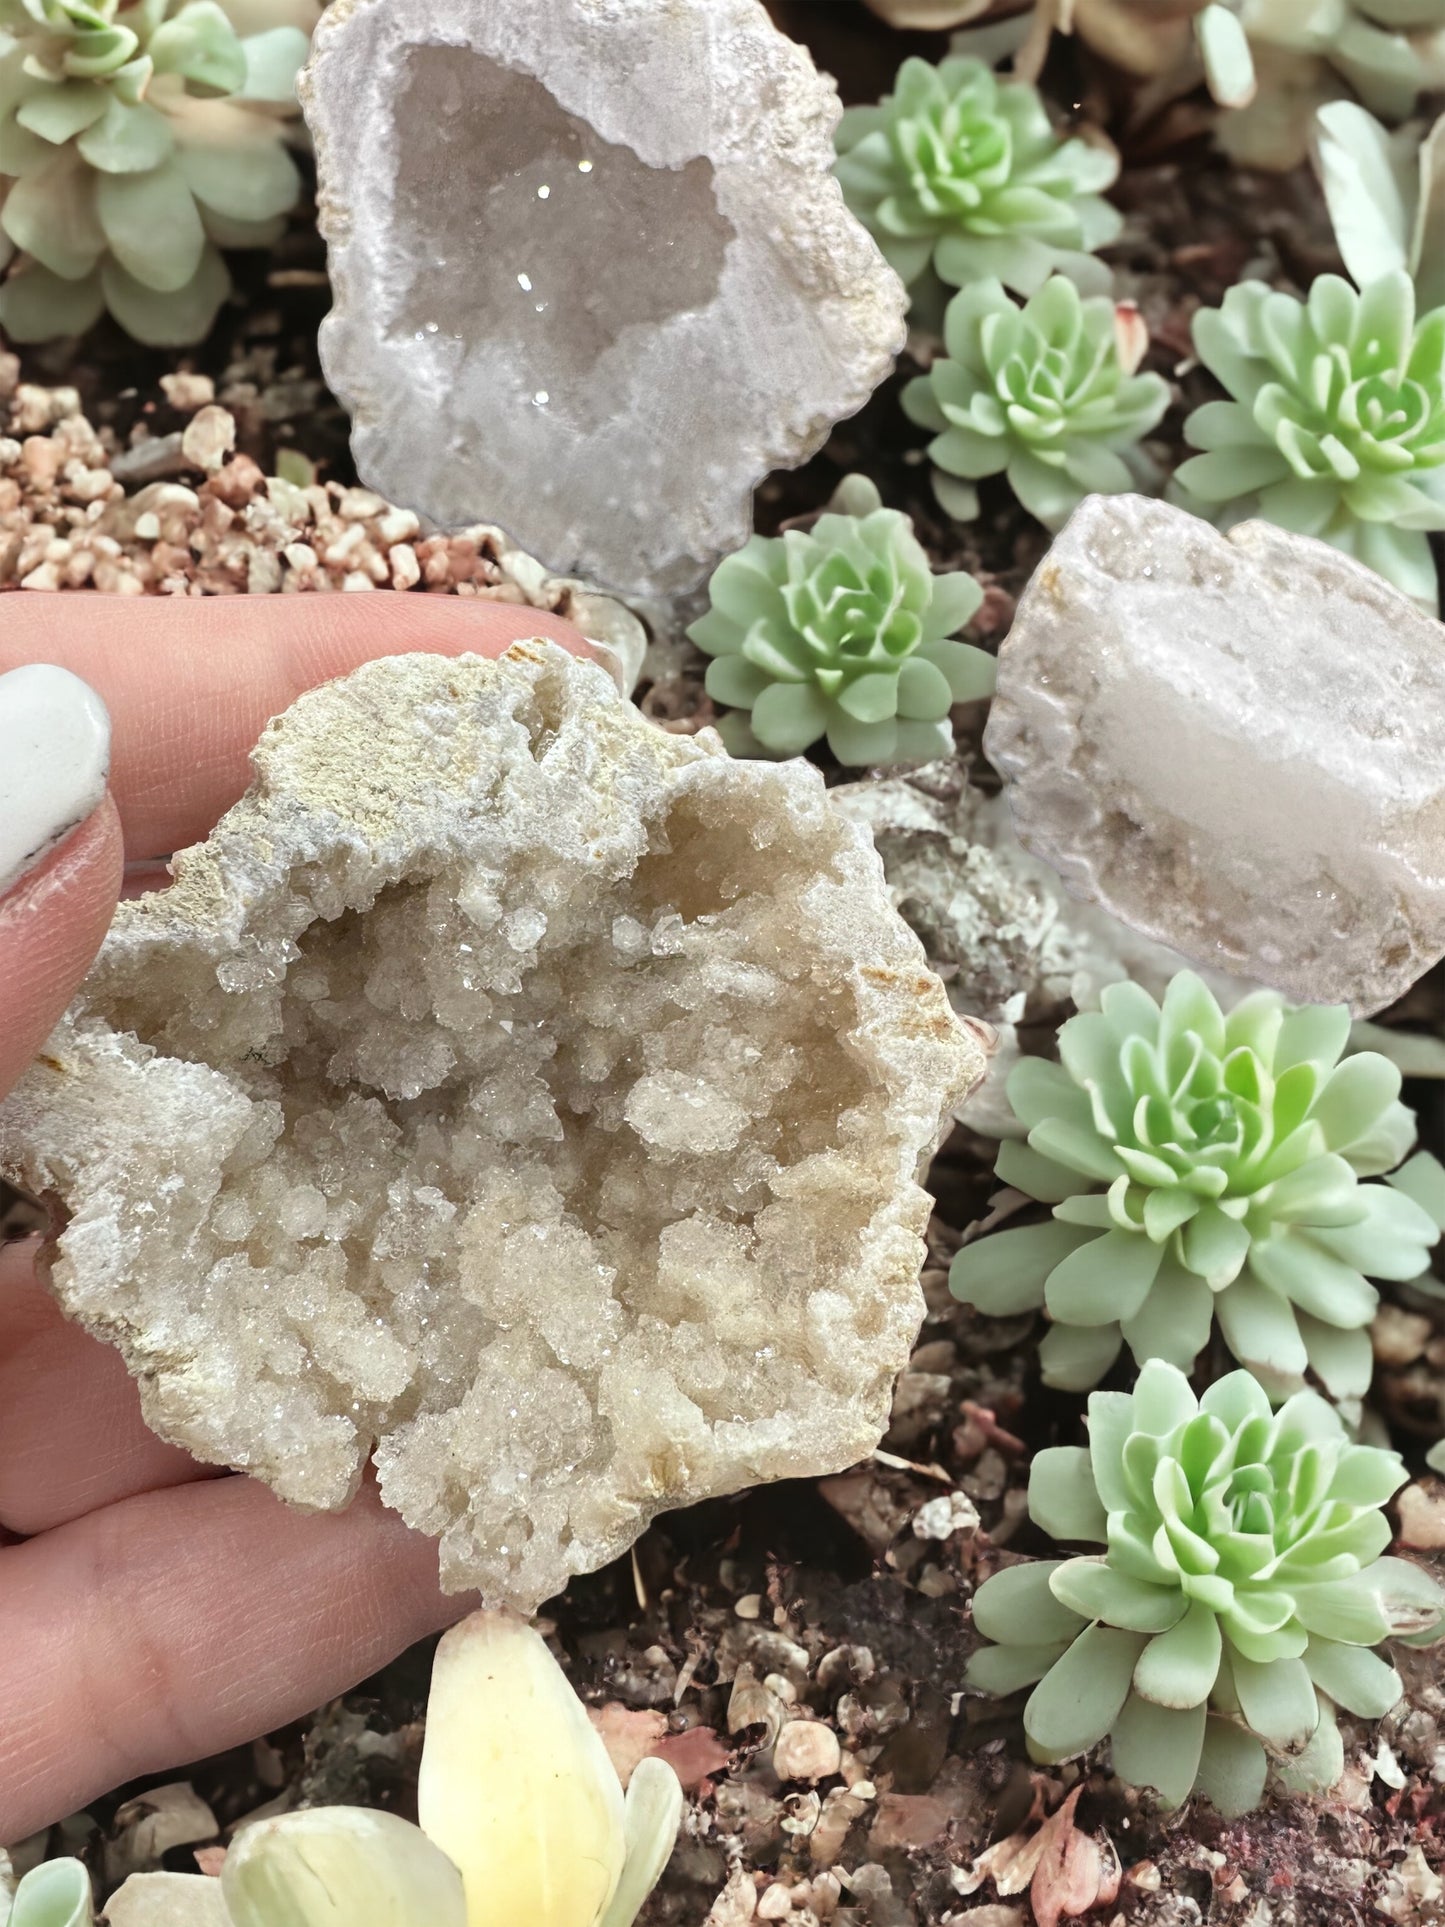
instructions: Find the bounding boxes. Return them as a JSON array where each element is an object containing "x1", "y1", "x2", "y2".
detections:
[
  {"x1": 0, "y1": 645, "x2": 980, "y2": 1610},
  {"x1": 983, "y1": 496, "x2": 1445, "y2": 1013},
  {"x1": 299, "y1": 0, "x2": 907, "y2": 596}
]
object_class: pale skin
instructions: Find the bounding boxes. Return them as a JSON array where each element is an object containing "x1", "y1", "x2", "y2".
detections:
[{"x1": 0, "y1": 594, "x2": 591, "y2": 1842}]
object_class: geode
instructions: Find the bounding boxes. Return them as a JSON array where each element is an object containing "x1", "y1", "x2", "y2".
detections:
[
  {"x1": 299, "y1": 0, "x2": 908, "y2": 597},
  {"x1": 985, "y1": 496, "x2": 1445, "y2": 1014},
  {"x1": 0, "y1": 646, "x2": 981, "y2": 1609}
]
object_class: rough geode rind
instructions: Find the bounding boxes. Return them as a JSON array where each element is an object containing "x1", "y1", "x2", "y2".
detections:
[
  {"x1": 299, "y1": 0, "x2": 908, "y2": 597},
  {"x1": 0, "y1": 645, "x2": 981, "y2": 1609}
]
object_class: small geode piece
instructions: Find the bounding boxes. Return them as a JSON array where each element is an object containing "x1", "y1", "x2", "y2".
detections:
[
  {"x1": 985, "y1": 496, "x2": 1445, "y2": 1014},
  {"x1": 0, "y1": 645, "x2": 980, "y2": 1609},
  {"x1": 298, "y1": 0, "x2": 908, "y2": 598}
]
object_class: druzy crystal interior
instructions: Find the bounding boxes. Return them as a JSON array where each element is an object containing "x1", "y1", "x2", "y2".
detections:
[
  {"x1": 0, "y1": 647, "x2": 981, "y2": 1609},
  {"x1": 300, "y1": 0, "x2": 909, "y2": 595},
  {"x1": 390, "y1": 50, "x2": 735, "y2": 409}
]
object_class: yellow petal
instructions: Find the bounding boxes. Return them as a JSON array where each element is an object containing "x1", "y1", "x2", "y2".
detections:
[
  {"x1": 418, "y1": 1610, "x2": 626, "y2": 1927},
  {"x1": 220, "y1": 1809, "x2": 466, "y2": 1927}
]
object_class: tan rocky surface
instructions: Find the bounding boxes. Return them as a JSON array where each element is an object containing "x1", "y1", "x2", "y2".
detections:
[{"x1": 0, "y1": 645, "x2": 981, "y2": 1610}]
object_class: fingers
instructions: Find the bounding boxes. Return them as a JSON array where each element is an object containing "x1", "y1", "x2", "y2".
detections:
[
  {"x1": 0, "y1": 1242, "x2": 211, "y2": 1537},
  {"x1": 0, "y1": 594, "x2": 590, "y2": 861},
  {"x1": 0, "y1": 802, "x2": 124, "y2": 1102},
  {"x1": 0, "y1": 1473, "x2": 473, "y2": 1842}
]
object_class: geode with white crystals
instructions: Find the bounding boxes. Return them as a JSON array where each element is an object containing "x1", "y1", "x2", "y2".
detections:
[
  {"x1": 299, "y1": 0, "x2": 908, "y2": 597},
  {"x1": 985, "y1": 496, "x2": 1445, "y2": 1014},
  {"x1": 0, "y1": 646, "x2": 980, "y2": 1608}
]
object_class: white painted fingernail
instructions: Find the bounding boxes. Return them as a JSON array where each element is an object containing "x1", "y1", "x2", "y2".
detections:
[{"x1": 0, "y1": 664, "x2": 111, "y2": 897}]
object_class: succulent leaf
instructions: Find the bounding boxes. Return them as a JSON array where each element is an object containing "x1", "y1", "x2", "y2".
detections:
[
  {"x1": 833, "y1": 54, "x2": 1121, "y2": 302},
  {"x1": 904, "y1": 275, "x2": 1171, "y2": 531},
  {"x1": 688, "y1": 478, "x2": 994, "y2": 768},
  {"x1": 966, "y1": 1361, "x2": 1444, "y2": 1812},
  {"x1": 952, "y1": 971, "x2": 1437, "y2": 1398}
]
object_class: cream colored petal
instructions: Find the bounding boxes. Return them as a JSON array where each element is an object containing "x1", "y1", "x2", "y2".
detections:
[
  {"x1": 596, "y1": 1758, "x2": 684, "y2": 1927},
  {"x1": 220, "y1": 1810, "x2": 466, "y2": 1927},
  {"x1": 418, "y1": 1611, "x2": 626, "y2": 1927}
]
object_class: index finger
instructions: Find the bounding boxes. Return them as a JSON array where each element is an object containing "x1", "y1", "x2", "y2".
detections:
[{"x1": 0, "y1": 595, "x2": 590, "y2": 859}]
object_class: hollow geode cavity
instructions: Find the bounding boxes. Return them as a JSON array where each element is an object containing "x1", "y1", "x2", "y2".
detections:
[
  {"x1": 0, "y1": 646, "x2": 982, "y2": 1609},
  {"x1": 298, "y1": 0, "x2": 909, "y2": 597}
]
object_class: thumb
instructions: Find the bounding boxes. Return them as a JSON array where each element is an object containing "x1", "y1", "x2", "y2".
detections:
[{"x1": 0, "y1": 666, "x2": 122, "y2": 1103}]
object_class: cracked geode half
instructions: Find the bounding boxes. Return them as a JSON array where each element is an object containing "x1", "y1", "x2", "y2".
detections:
[
  {"x1": 299, "y1": 0, "x2": 908, "y2": 596},
  {"x1": 0, "y1": 645, "x2": 981, "y2": 1609}
]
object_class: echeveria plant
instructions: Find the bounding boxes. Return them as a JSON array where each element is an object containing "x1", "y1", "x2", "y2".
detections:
[
  {"x1": 1175, "y1": 269, "x2": 1445, "y2": 609},
  {"x1": 951, "y1": 973, "x2": 1438, "y2": 1402},
  {"x1": 902, "y1": 276, "x2": 1171, "y2": 529},
  {"x1": 833, "y1": 55, "x2": 1122, "y2": 298},
  {"x1": 84, "y1": 1612, "x2": 683, "y2": 1927},
  {"x1": 965, "y1": 1361, "x2": 1444, "y2": 1814},
  {"x1": 688, "y1": 475, "x2": 995, "y2": 768},
  {"x1": 0, "y1": 0, "x2": 315, "y2": 344}
]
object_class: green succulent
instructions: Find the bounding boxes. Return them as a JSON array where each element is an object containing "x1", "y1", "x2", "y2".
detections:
[
  {"x1": 965, "y1": 1360, "x2": 1444, "y2": 1814},
  {"x1": 687, "y1": 475, "x2": 996, "y2": 768},
  {"x1": 832, "y1": 55, "x2": 1122, "y2": 300},
  {"x1": 902, "y1": 276, "x2": 1172, "y2": 530},
  {"x1": 1174, "y1": 269, "x2": 1445, "y2": 609},
  {"x1": 951, "y1": 972, "x2": 1438, "y2": 1404},
  {"x1": 0, "y1": 0, "x2": 314, "y2": 345}
]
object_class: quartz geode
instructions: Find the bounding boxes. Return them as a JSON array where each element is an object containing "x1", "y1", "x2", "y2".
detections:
[
  {"x1": 299, "y1": 0, "x2": 908, "y2": 596},
  {"x1": 0, "y1": 646, "x2": 980, "y2": 1608}
]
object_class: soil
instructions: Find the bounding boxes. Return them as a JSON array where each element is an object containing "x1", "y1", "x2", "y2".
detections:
[{"x1": 2, "y1": 3, "x2": 1444, "y2": 1922}]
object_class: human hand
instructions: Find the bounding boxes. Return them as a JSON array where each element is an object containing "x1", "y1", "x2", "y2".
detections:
[{"x1": 0, "y1": 594, "x2": 591, "y2": 1843}]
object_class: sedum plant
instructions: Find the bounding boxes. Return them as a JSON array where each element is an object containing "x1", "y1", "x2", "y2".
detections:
[
  {"x1": 688, "y1": 475, "x2": 996, "y2": 768},
  {"x1": 965, "y1": 1360, "x2": 1445, "y2": 1814},
  {"x1": 84, "y1": 1612, "x2": 684, "y2": 1927},
  {"x1": 902, "y1": 275, "x2": 1171, "y2": 530},
  {"x1": 832, "y1": 55, "x2": 1122, "y2": 300},
  {"x1": 0, "y1": 0, "x2": 315, "y2": 345},
  {"x1": 1174, "y1": 268, "x2": 1445, "y2": 610},
  {"x1": 951, "y1": 972, "x2": 1439, "y2": 1403}
]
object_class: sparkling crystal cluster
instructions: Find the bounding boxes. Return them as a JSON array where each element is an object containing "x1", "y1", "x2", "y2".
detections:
[{"x1": 0, "y1": 645, "x2": 981, "y2": 1609}]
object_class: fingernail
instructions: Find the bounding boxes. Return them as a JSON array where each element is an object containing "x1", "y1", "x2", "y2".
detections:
[{"x1": 0, "y1": 664, "x2": 111, "y2": 897}]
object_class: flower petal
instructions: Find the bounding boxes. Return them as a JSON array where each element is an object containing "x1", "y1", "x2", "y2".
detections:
[
  {"x1": 418, "y1": 1611, "x2": 626, "y2": 1927},
  {"x1": 221, "y1": 1810, "x2": 467, "y2": 1927}
]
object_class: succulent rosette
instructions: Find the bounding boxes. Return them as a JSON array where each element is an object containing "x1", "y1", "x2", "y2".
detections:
[
  {"x1": 833, "y1": 54, "x2": 1122, "y2": 297},
  {"x1": 0, "y1": 0, "x2": 316, "y2": 344},
  {"x1": 688, "y1": 476, "x2": 995, "y2": 768},
  {"x1": 1176, "y1": 269, "x2": 1445, "y2": 609},
  {"x1": 966, "y1": 1361, "x2": 1444, "y2": 1814},
  {"x1": 951, "y1": 973, "x2": 1438, "y2": 1402},
  {"x1": 902, "y1": 276, "x2": 1171, "y2": 530}
]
